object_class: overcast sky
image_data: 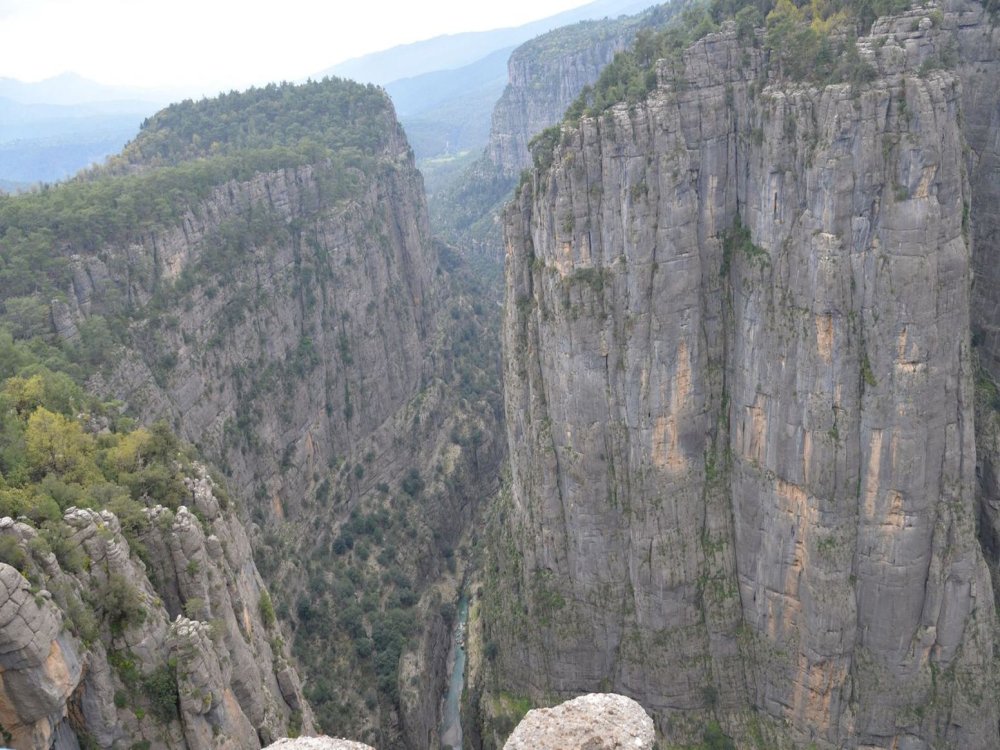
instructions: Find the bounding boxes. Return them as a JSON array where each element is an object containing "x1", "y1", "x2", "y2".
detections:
[{"x1": 0, "y1": 0, "x2": 590, "y2": 94}]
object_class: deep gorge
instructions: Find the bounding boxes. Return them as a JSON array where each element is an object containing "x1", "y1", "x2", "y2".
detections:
[{"x1": 1, "y1": 0, "x2": 1000, "y2": 748}]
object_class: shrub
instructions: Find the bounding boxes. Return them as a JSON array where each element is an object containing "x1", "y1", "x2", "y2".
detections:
[
  {"x1": 100, "y1": 574, "x2": 147, "y2": 635},
  {"x1": 400, "y1": 468, "x2": 424, "y2": 497},
  {"x1": 183, "y1": 598, "x2": 205, "y2": 619},
  {"x1": 141, "y1": 665, "x2": 179, "y2": 724},
  {"x1": 0, "y1": 535, "x2": 27, "y2": 570},
  {"x1": 259, "y1": 590, "x2": 276, "y2": 628},
  {"x1": 40, "y1": 521, "x2": 87, "y2": 572}
]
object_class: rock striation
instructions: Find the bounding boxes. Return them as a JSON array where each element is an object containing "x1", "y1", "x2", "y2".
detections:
[
  {"x1": 0, "y1": 559, "x2": 81, "y2": 749},
  {"x1": 493, "y1": 3, "x2": 1000, "y2": 748},
  {"x1": 487, "y1": 17, "x2": 651, "y2": 178},
  {"x1": 503, "y1": 693, "x2": 654, "y2": 750},
  {"x1": 86, "y1": 147, "x2": 436, "y2": 521},
  {"x1": 0, "y1": 466, "x2": 311, "y2": 748}
]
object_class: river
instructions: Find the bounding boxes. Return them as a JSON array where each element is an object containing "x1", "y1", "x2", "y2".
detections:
[{"x1": 439, "y1": 593, "x2": 469, "y2": 749}]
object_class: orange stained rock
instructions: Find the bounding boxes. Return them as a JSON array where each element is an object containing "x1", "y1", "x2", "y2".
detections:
[
  {"x1": 761, "y1": 479, "x2": 815, "y2": 641},
  {"x1": 789, "y1": 654, "x2": 846, "y2": 734},
  {"x1": 555, "y1": 241, "x2": 574, "y2": 277},
  {"x1": 242, "y1": 603, "x2": 254, "y2": 635},
  {"x1": 741, "y1": 392, "x2": 768, "y2": 464},
  {"x1": 0, "y1": 639, "x2": 75, "y2": 748},
  {"x1": 915, "y1": 165, "x2": 937, "y2": 199},
  {"x1": 816, "y1": 314, "x2": 834, "y2": 364},
  {"x1": 42, "y1": 639, "x2": 74, "y2": 701},
  {"x1": 223, "y1": 687, "x2": 243, "y2": 722},
  {"x1": 883, "y1": 490, "x2": 906, "y2": 530},
  {"x1": 653, "y1": 339, "x2": 691, "y2": 472},
  {"x1": 895, "y1": 327, "x2": 926, "y2": 374},
  {"x1": 863, "y1": 429, "x2": 884, "y2": 520}
]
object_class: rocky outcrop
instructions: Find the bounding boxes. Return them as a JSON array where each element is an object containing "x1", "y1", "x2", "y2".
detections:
[
  {"x1": 493, "y1": 3, "x2": 1000, "y2": 748},
  {"x1": 503, "y1": 693, "x2": 654, "y2": 750},
  {"x1": 259, "y1": 694, "x2": 654, "y2": 750},
  {"x1": 0, "y1": 560, "x2": 81, "y2": 749},
  {"x1": 0, "y1": 466, "x2": 311, "y2": 748},
  {"x1": 265, "y1": 738, "x2": 375, "y2": 750},
  {"x1": 960, "y1": 7, "x2": 1000, "y2": 379},
  {"x1": 82, "y1": 146, "x2": 436, "y2": 522}
]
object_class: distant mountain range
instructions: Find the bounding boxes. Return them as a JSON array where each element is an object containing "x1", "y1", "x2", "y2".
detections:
[
  {"x1": 0, "y1": 74, "x2": 173, "y2": 189},
  {"x1": 383, "y1": 46, "x2": 515, "y2": 159},
  {"x1": 320, "y1": 0, "x2": 656, "y2": 84},
  {"x1": 0, "y1": 0, "x2": 657, "y2": 188},
  {"x1": 0, "y1": 72, "x2": 177, "y2": 106},
  {"x1": 340, "y1": 0, "x2": 658, "y2": 162}
]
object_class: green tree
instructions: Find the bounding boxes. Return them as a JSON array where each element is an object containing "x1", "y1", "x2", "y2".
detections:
[{"x1": 24, "y1": 407, "x2": 100, "y2": 485}]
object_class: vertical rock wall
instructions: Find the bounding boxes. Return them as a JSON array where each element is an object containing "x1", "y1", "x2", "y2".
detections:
[
  {"x1": 496, "y1": 6, "x2": 1000, "y2": 748},
  {"x1": 81, "y1": 146, "x2": 437, "y2": 521},
  {"x1": 487, "y1": 26, "x2": 636, "y2": 177}
]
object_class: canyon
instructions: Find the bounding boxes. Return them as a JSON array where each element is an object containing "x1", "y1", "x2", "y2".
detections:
[{"x1": 1, "y1": 0, "x2": 1000, "y2": 748}]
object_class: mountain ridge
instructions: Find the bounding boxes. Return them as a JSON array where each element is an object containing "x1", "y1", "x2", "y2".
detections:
[{"x1": 321, "y1": 0, "x2": 657, "y2": 85}]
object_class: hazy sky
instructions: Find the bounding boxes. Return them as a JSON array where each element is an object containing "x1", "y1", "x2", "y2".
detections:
[{"x1": 0, "y1": 0, "x2": 589, "y2": 94}]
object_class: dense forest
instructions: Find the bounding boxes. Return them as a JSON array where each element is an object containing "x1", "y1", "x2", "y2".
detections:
[{"x1": 0, "y1": 78, "x2": 398, "y2": 376}]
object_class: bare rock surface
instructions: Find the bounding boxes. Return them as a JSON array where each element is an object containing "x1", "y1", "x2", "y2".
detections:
[
  {"x1": 265, "y1": 738, "x2": 376, "y2": 750},
  {"x1": 0, "y1": 564, "x2": 81, "y2": 749},
  {"x1": 493, "y1": 3, "x2": 1000, "y2": 748},
  {"x1": 0, "y1": 464, "x2": 312, "y2": 748},
  {"x1": 503, "y1": 694, "x2": 654, "y2": 750},
  {"x1": 9, "y1": 73, "x2": 503, "y2": 749}
]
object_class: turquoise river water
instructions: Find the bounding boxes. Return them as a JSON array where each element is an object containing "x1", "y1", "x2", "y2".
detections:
[{"x1": 439, "y1": 593, "x2": 469, "y2": 749}]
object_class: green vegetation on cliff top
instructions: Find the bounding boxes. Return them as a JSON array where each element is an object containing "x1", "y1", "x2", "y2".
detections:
[
  {"x1": 115, "y1": 78, "x2": 395, "y2": 168},
  {"x1": 0, "y1": 77, "x2": 396, "y2": 579},
  {"x1": 529, "y1": 0, "x2": 917, "y2": 171},
  {"x1": 0, "y1": 78, "x2": 398, "y2": 373},
  {"x1": 0, "y1": 328, "x2": 210, "y2": 630}
]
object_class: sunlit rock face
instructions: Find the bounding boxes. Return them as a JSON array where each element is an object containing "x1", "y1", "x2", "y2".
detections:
[{"x1": 265, "y1": 737, "x2": 376, "y2": 750}]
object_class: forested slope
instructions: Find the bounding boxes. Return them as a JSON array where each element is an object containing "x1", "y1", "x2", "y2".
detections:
[{"x1": 0, "y1": 77, "x2": 504, "y2": 748}]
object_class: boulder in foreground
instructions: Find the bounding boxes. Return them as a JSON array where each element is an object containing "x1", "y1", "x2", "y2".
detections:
[{"x1": 503, "y1": 693, "x2": 655, "y2": 750}]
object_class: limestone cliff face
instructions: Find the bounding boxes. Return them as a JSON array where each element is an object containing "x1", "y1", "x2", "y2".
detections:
[
  {"x1": 494, "y1": 5, "x2": 1000, "y2": 748},
  {"x1": 69, "y1": 130, "x2": 434, "y2": 520},
  {"x1": 432, "y1": 9, "x2": 672, "y2": 264},
  {"x1": 487, "y1": 21, "x2": 638, "y2": 178},
  {"x1": 0, "y1": 467, "x2": 310, "y2": 749}
]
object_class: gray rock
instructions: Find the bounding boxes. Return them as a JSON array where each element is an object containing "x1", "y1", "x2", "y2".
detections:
[
  {"x1": 487, "y1": 16, "x2": 652, "y2": 178},
  {"x1": 0, "y1": 464, "x2": 312, "y2": 748},
  {"x1": 264, "y1": 738, "x2": 376, "y2": 750},
  {"x1": 495, "y1": 8, "x2": 1000, "y2": 749},
  {"x1": 0, "y1": 565, "x2": 82, "y2": 749},
  {"x1": 503, "y1": 693, "x2": 654, "y2": 750}
]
